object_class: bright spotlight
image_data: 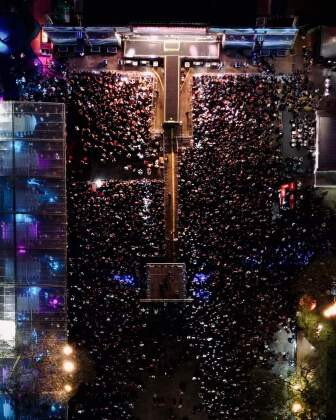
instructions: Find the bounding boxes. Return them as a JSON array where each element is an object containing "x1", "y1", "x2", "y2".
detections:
[
  {"x1": 63, "y1": 344, "x2": 73, "y2": 356},
  {"x1": 63, "y1": 360, "x2": 76, "y2": 373}
]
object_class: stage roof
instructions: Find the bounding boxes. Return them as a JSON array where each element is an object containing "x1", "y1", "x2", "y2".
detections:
[{"x1": 43, "y1": 25, "x2": 298, "y2": 50}]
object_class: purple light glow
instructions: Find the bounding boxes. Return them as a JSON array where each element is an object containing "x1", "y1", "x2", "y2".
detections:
[
  {"x1": 18, "y1": 246, "x2": 26, "y2": 254},
  {"x1": 38, "y1": 156, "x2": 50, "y2": 170},
  {"x1": 28, "y1": 222, "x2": 38, "y2": 239},
  {"x1": 48, "y1": 296, "x2": 63, "y2": 309},
  {"x1": 1, "y1": 223, "x2": 9, "y2": 240}
]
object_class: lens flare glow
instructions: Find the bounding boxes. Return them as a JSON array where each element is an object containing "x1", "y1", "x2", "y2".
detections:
[{"x1": 323, "y1": 302, "x2": 336, "y2": 318}]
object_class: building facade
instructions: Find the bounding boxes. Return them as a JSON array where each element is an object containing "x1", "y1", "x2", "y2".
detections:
[{"x1": 0, "y1": 101, "x2": 67, "y2": 418}]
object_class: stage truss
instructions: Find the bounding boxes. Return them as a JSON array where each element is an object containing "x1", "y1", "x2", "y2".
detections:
[{"x1": 141, "y1": 263, "x2": 192, "y2": 303}]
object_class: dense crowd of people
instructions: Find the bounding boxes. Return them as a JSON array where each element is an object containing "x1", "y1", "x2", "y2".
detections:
[
  {"x1": 18, "y1": 70, "x2": 159, "y2": 176},
  {"x1": 290, "y1": 113, "x2": 316, "y2": 150},
  {"x1": 177, "y1": 73, "x2": 335, "y2": 418},
  {"x1": 67, "y1": 178, "x2": 165, "y2": 419},
  {"x1": 66, "y1": 71, "x2": 334, "y2": 419},
  {"x1": 15, "y1": 63, "x2": 336, "y2": 420}
]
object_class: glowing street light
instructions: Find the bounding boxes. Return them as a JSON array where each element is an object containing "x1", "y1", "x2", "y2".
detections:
[
  {"x1": 62, "y1": 344, "x2": 73, "y2": 356},
  {"x1": 292, "y1": 401, "x2": 303, "y2": 414},
  {"x1": 323, "y1": 302, "x2": 336, "y2": 318},
  {"x1": 63, "y1": 360, "x2": 76, "y2": 373},
  {"x1": 64, "y1": 384, "x2": 72, "y2": 393}
]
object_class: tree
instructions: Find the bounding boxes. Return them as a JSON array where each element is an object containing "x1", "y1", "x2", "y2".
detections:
[
  {"x1": 248, "y1": 367, "x2": 289, "y2": 419},
  {"x1": 293, "y1": 257, "x2": 336, "y2": 306},
  {"x1": 0, "y1": 335, "x2": 91, "y2": 418},
  {"x1": 294, "y1": 305, "x2": 336, "y2": 418}
]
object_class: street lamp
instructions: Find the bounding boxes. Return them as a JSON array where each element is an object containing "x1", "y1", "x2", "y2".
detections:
[
  {"x1": 62, "y1": 344, "x2": 73, "y2": 356},
  {"x1": 63, "y1": 360, "x2": 76, "y2": 373},
  {"x1": 64, "y1": 384, "x2": 72, "y2": 393},
  {"x1": 292, "y1": 401, "x2": 303, "y2": 414}
]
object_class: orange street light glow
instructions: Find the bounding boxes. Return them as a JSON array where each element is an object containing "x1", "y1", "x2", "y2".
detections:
[
  {"x1": 63, "y1": 360, "x2": 76, "y2": 373},
  {"x1": 323, "y1": 302, "x2": 336, "y2": 318},
  {"x1": 64, "y1": 384, "x2": 72, "y2": 392},
  {"x1": 292, "y1": 402, "x2": 303, "y2": 413},
  {"x1": 63, "y1": 344, "x2": 73, "y2": 356}
]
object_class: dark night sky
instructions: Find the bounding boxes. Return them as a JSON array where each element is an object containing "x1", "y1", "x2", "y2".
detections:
[
  {"x1": 83, "y1": 0, "x2": 258, "y2": 26},
  {"x1": 83, "y1": 0, "x2": 336, "y2": 27}
]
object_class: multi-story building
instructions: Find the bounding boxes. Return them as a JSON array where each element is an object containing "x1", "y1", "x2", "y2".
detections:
[{"x1": 0, "y1": 101, "x2": 67, "y2": 418}]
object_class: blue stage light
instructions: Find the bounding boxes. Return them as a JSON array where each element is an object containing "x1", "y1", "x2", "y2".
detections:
[
  {"x1": 192, "y1": 273, "x2": 210, "y2": 284},
  {"x1": 16, "y1": 213, "x2": 33, "y2": 223},
  {"x1": 46, "y1": 256, "x2": 62, "y2": 272},
  {"x1": 27, "y1": 177, "x2": 41, "y2": 186},
  {"x1": 113, "y1": 274, "x2": 136, "y2": 286},
  {"x1": 14, "y1": 141, "x2": 22, "y2": 152},
  {"x1": 192, "y1": 273, "x2": 211, "y2": 301},
  {"x1": 0, "y1": 31, "x2": 10, "y2": 54},
  {"x1": 51, "y1": 261, "x2": 60, "y2": 271},
  {"x1": 193, "y1": 289, "x2": 211, "y2": 301},
  {"x1": 29, "y1": 286, "x2": 41, "y2": 296}
]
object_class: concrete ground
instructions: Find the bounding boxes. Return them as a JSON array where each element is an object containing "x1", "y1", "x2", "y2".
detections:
[
  {"x1": 321, "y1": 188, "x2": 336, "y2": 210},
  {"x1": 151, "y1": 68, "x2": 165, "y2": 134},
  {"x1": 296, "y1": 331, "x2": 316, "y2": 367},
  {"x1": 270, "y1": 328, "x2": 296, "y2": 379},
  {"x1": 179, "y1": 69, "x2": 193, "y2": 138}
]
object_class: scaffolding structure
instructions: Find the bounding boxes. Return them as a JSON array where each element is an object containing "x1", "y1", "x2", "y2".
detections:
[{"x1": 0, "y1": 102, "x2": 67, "y2": 418}]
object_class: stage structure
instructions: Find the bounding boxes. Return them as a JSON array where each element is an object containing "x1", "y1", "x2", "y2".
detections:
[
  {"x1": 0, "y1": 102, "x2": 67, "y2": 417},
  {"x1": 124, "y1": 27, "x2": 220, "y2": 124},
  {"x1": 315, "y1": 101, "x2": 336, "y2": 187},
  {"x1": 43, "y1": 25, "x2": 298, "y2": 58},
  {"x1": 142, "y1": 263, "x2": 192, "y2": 302}
]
